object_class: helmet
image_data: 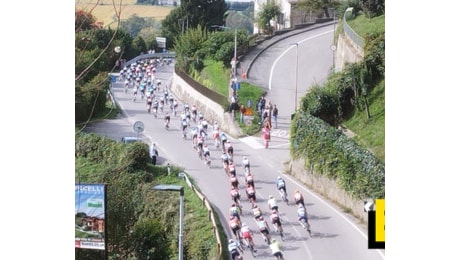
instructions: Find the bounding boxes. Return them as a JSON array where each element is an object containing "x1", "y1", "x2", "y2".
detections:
[
  {"x1": 277, "y1": 176, "x2": 282, "y2": 180},
  {"x1": 229, "y1": 239, "x2": 234, "y2": 243},
  {"x1": 231, "y1": 203, "x2": 236, "y2": 207}
]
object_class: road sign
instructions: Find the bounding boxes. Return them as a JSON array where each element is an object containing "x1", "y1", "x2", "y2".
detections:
[{"x1": 133, "y1": 121, "x2": 144, "y2": 134}]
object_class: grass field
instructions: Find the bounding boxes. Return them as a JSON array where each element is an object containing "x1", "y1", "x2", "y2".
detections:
[{"x1": 75, "y1": 0, "x2": 174, "y2": 27}]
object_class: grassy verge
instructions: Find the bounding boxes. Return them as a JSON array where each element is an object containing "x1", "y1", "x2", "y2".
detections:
[
  {"x1": 200, "y1": 59, "x2": 265, "y2": 135},
  {"x1": 346, "y1": 14, "x2": 385, "y2": 36},
  {"x1": 342, "y1": 79, "x2": 385, "y2": 162}
]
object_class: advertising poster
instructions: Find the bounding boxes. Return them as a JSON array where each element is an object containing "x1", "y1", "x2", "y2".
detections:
[{"x1": 75, "y1": 184, "x2": 106, "y2": 250}]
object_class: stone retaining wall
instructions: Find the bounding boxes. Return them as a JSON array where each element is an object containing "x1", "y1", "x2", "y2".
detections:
[{"x1": 170, "y1": 72, "x2": 243, "y2": 137}]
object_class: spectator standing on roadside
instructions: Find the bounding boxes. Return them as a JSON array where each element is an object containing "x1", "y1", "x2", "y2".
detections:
[
  {"x1": 272, "y1": 105, "x2": 278, "y2": 129},
  {"x1": 240, "y1": 104, "x2": 246, "y2": 123},
  {"x1": 150, "y1": 143, "x2": 159, "y2": 165},
  {"x1": 262, "y1": 124, "x2": 270, "y2": 149}
]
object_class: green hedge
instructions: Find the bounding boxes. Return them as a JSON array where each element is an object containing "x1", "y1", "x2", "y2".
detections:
[{"x1": 291, "y1": 112, "x2": 384, "y2": 199}]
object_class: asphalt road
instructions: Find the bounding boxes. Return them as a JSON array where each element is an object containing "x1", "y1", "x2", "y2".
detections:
[{"x1": 82, "y1": 25, "x2": 385, "y2": 260}]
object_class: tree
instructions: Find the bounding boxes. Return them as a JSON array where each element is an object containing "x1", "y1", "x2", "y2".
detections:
[
  {"x1": 256, "y1": 1, "x2": 281, "y2": 35},
  {"x1": 297, "y1": 0, "x2": 341, "y2": 18},
  {"x1": 162, "y1": 0, "x2": 227, "y2": 48}
]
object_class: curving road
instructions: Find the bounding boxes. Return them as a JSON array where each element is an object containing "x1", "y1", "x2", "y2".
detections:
[{"x1": 87, "y1": 24, "x2": 385, "y2": 260}]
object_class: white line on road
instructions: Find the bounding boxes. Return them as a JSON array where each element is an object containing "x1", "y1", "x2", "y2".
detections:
[{"x1": 269, "y1": 30, "x2": 334, "y2": 90}]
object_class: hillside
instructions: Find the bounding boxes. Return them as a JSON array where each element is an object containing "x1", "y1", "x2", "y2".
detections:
[{"x1": 75, "y1": 0, "x2": 174, "y2": 27}]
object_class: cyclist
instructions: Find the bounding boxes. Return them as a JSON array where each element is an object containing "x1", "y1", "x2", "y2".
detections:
[
  {"x1": 294, "y1": 189, "x2": 305, "y2": 207},
  {"x1": 228, "y1": 160, "x2": 236, "y2": 176},
  {"x1": 246, "y1": 184, "x2": 256, "y2": 206},
  {"x1": 201, "y1": 118, "x2": 208, "y2": 132},
  {"x1": 225, "y1": 141, "x2": 234, "y2": 159},
  {"x1": 229, "y1": 216, "x2": 242, "y2": 240},
  {"x1": 212, "y1": 124, "x2": 220, "y2": 148},
  {"x1": 297, "y1": 204, "x2": 311, "y2": 233},
  {"x1": 245, "y1": 171, "x2": 255, "y2": 188},
  {"x1": 152, "y1": 99, "x2": 159, "y2": 116},
  {"x1": 275, "y1": 176, "x2": 287, "y2": 198},
  {"x1": 240, "y1": 223, "x2": 257, "y2": 252},
  {"x1": 270, "y1": 209, "x2": 284, "y2": 236},
  {"x1": 230, "y1": 174, "x2": 239, "y2": 189},
  {"x1": 146, "y1": 95, "x2": 153, "y2": 113},
  {"x1": 203, "y1": 144, "x2": 210, "y2": 162},
  {"x1": 228, "y1": 239, "x2": 242, "y2": 260},
  {"x1": 256, "y1": 216, "x2": 271, "y2": 244},
  {"x1": 221, "y1": 152, "x2": 230, "y2": 172},
  {"x1": 164, "y1": 113, "x2": 171, "y2": 129},
  {"x1": 220, "y1": 132, "x2": 228, "y2": 152},
  {"x1": 242, "y1": 156, "x2": 250, "y2": 172},
  {"x1": 190, "y1": 127, "x2": 198, "y2": 148},
  {"x1": 198, "y1": 111, "x2": 204, "y2": 122},
  {"x1": 191, "y1": 104, "x2": 197, "y2": 122},
  {"x1": 196, "y1": 134, "x2": 204, "y2": 158},
  {"x1": 267, "y1": 195, "x2": 279, "y2": 213},
  {"x1": 181, "y1": 118, "x2": 188, "y2": 139},
  {"x1": 252, "y1": 203, "x2": 262, "y2": 221},
  {"x1": 269, "y1": 239, "x2": 285, "y2": 260},
  {"x1": 230, "y1": 186, "x2": 241, "y2": 205},
  {"x1": 229, "y1": 203, "x2": 241, "y2": 221}
]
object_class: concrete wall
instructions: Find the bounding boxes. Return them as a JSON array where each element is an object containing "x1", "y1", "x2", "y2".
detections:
[
  {"x1": 288, "y1": 159, "x2": 368, "y2": 223},
  {"x1": 170, "y1": 72, "x2": 243, "y2": 137},
  {"x1": 334, "y1": 33, "x2": 364, "y2": 72}
]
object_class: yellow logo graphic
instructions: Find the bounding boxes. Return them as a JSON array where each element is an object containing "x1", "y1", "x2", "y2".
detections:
[{"x1": 368, "y1": 199, "x2": 385, "y2": 249}]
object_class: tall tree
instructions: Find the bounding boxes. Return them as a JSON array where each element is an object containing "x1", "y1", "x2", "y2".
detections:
[
  {"x1": 162, "y1": 0, "x2": 227, "y2": 48},
  {"x1": 297, "y1": 0, "x2": 340, "y2": 18}
]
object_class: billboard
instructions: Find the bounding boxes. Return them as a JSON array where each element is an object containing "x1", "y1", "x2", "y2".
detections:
[{"x1": 75, "y1": 184, "x2": 106, "y2": 250}]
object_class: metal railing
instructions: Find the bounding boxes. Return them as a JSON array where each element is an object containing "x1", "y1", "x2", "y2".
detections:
[{"x1": 343, "y1": 9, "x2": 364, "y2": 49}]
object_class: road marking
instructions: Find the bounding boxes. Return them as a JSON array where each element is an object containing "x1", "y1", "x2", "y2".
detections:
[
  {"x1": 269, "y1": 30, "x2": 334, "y2": 90},
  {"x1": 239, "y1": 136, "x2": 265, "y2": 149},
  {"x1": 278, "y1": 171, "x2": 386, "y2": 259}
]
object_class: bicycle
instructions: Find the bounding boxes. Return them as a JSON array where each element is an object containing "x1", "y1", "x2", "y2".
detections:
[
  {"x1": 204, "y1": 153, "x2": 211, "y2": 168},
  {"x1": 273, "y1": 222, "x2": 285, "y2": 240},
  {"x1": 299, "y1": 218, "x2": 312, "y2": 237},
  {"x1": 278, "y1": 189, "x2": 289, "y2": 205},
  {"x1": 241, "y1": 237, "x2": 257, "y2": 257}
]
